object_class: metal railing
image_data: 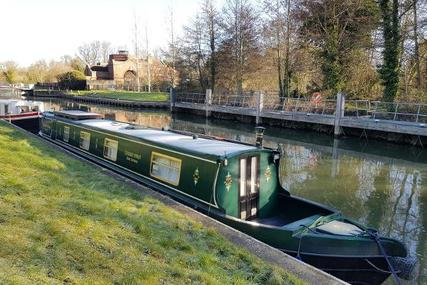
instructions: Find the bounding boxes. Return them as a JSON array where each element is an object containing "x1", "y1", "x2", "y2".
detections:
[
  {"x1": 175, "y1": 92, "x2": 206, "y2": 104},
  {"x1": 174, "y1": 91, "x2": 427, "y2": 124},
  {"x1": 344, "y1": 100, "x2": 371, "y2": 118},
  {"x1": 262, "y1": 96, "x2": 337, "y2": 115},
  {"x1": 212, "y1": 93, "x2": 256, "y2": 108},
  {"x1": 345, "y1": 100, "x2": 427, "y2": 123},
  {"x1": 370, "y1": 102, "x2": 427, "y2": 123},
  {"x1": 175, "y1": 91, "x2": 339, "y2": 115},
  {"x1": 176, "y1": 91, "x2": 338, "y2": 115}
]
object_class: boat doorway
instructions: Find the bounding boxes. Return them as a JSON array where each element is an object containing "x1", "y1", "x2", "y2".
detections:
[{"x1": 239, "y1": 155, "x2": 260, "y2": 220}]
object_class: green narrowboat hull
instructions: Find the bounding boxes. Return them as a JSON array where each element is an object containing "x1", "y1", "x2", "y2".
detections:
[
  {"x1": 213, "y1": 195, "x2": 412, "y2": 285},
  {"x1": 39, "y1": 111, "x2": 416, "y2": 285}
]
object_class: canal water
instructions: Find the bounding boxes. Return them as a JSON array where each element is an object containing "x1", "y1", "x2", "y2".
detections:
[{"x1": 5, "y1": 94, "x2": 427, "y2": 284}]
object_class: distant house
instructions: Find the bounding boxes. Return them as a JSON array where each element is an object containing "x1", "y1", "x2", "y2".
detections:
[{"x1": 84, "y1": 50, "x2": 174, "y2": 91}]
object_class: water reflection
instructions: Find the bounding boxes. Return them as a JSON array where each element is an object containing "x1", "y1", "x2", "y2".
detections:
[
  {"x1": 24, "y1": 99, "x2": 427, "y2": 284},
  {"x1": 0, "y1": 88, "x2": 22, "y2": 99},
  {"x1": 42, "y1": 99, "x2": 171, "y2": 129}
]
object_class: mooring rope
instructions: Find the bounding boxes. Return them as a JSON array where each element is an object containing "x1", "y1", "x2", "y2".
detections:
[
  {"x1": 366, "y1": 228, "x2": 402, "y2": 285},
  {"x1": 296, "y1": 224, "x2": 319, "y2": 261},
  {"x1": 364, "y1": 259, "x2": 395, "y2": 274},
  {"x1": 296, "y1": 224, "x2": 404, "y2": 285}
]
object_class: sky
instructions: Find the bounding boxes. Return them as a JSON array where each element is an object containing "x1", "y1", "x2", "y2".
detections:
[{"x1": 0, "y1": 0, "x2": 220, "y2": 66}]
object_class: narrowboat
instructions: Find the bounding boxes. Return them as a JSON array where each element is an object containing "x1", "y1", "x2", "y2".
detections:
[
  {"x1": 39, "y1": 110, "x2": 416, "y2": 285},
  {"x1": 0, "y1": 99, "x2": 44, "y2": 132}
]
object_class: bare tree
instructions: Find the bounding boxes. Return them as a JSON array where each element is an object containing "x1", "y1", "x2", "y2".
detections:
[
  {"x1": 182, "y1": 14, "x2": 208, "y2": 91},
  {"x1": 26, "y1": 60, "x2": 49, "y2": 83},
  {"x1": 100, "y1": 42, "x2": 113, "y2": 63},
  {"x1": 263, "y1": 0, "x2": 292, "y2": 100},
  {"x1": 167, "y1": 5, "x2": 177, "y2": 88},
  {"x1": 77, "y1": 41, "x2": 114, "y2": 66},
  {"x1": 133, "y1": 12, "x2": 141, "y2": 92},
  {"x1": 145, "y1": 25, "x2": 152, "y2": 92},
  {"x1": 202, "y1": 0, "x2": 220, "y2": 93},
  {"x1": 170, "y1": 0, "x2": 427, "y2": 101},
  {"x1": 221, "y1": 0, "x2": 260, "y2": 94}
]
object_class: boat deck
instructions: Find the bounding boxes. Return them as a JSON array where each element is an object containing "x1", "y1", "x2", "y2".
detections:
[
  {"x1": 252, "y1": 216, "x2": 294, "y2": 227},
  {"x1": 253, "y1": 214, "x2": 322, "y2": 229}
]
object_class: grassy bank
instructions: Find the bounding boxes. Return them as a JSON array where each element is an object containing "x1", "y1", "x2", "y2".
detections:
[
  {"x1": 67, "y1": 90, "x2": 169, "y2": 102},
  {"x1": 0, "y1": 122, "x2": 304, "y2": 285}
]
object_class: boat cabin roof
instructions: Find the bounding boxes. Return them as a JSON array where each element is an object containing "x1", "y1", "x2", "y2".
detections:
[
  {"x1": 73, "y1": 118, "x2": 258, "y2": 158},
  {"x1": 54, "y1": 110, "x2": 104, "y2": 120}
]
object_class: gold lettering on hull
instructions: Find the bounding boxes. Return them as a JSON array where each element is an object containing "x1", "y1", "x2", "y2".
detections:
[{"x1": 124, "y1": 150, "x2": 142, "y2": 164}]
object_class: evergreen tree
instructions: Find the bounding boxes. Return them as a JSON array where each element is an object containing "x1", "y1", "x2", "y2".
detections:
[
  {"x1": 298, "y1": 0, "x2": 379, "y2": 95},
  {"x1": 378, "y1": 0, "x2": 400, "y2": 102}
]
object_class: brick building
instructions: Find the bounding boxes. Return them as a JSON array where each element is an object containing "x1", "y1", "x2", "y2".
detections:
[{"x1": 85, "y1": 51, "x2": 174, "y2": 91}]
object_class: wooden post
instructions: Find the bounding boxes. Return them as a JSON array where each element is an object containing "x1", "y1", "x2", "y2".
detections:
[
  {"x1": 256, "y1": 92, "x2": 264, "y2": 125},
  {"x1": 334, "y1": 92, "x2": 345, "y2": 137},
  {"x1": 205, "y1": 89, "x2": 212, "y2": 118},
  {"x1": 169, "y1": 88, "x2": 175, "y2": 113}
]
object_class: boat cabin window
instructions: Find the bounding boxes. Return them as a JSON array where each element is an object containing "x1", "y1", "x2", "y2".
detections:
[
  {"x1": 4, "y1": 104, "x2": 8, "y2": 114},
  {"x1": 79, "y1": 131, "x2": 91, "y2": 151},
  {"x1": 103, "y1": 138, "x2": 118, "y2": 161},
  {"x1": 63, "y1": 126, "x2": 70, "y2": 142},
  {"x1": 150, "y1": 152, "x2": 181, "y2": 186},
  {"x1": 42, "y1": 119, "x2": 52, "y2": 137}
]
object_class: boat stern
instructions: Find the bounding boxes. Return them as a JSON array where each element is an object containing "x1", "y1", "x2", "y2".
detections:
[{"x1": 304, "y1": 218, "x2": 417, "y2": 283}]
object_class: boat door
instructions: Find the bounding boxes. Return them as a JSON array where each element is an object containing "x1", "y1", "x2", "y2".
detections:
[{"x1": 239, "y1": 155, "x2": 260, "y2": 220}]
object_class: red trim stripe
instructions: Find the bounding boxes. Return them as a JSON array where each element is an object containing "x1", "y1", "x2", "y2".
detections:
[{"x1": 0, "y1": 112, "x2": 41, "y2": 120}]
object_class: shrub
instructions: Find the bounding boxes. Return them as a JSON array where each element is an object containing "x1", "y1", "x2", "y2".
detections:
[{"x1": 57, "y1": 70, "x2": 86, "y2": 90}]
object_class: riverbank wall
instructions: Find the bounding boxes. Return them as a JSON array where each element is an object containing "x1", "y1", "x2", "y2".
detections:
[
  {"x1": 175, "y1": 106, "x2": 427, "y2": 146},
  {"x1": 172, "y1": 90, "x2": 427, "y2": 147}
]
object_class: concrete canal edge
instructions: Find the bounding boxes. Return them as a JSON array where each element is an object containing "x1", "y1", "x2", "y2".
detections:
[{"x1": 12, "y1": 124, "x2": 347, "y2": 285}]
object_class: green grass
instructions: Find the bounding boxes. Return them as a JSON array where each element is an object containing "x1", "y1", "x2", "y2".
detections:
[
  {"x1": 67, "y1": 90, "x2": 169, "y2": 102},
  {"x1": 0, "y1": 122, "x2": 304, "y2": 285}
]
